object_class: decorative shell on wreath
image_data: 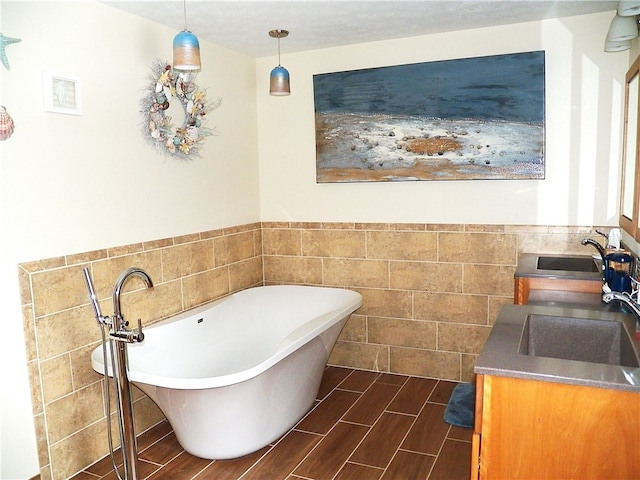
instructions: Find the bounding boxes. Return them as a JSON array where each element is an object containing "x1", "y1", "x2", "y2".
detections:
[
  {"x1": 140, "y1": 60, "x2": 221, "y2": 160},
  {"x1": 0, "y1": 105, "x2": 15, "y2": 141}
]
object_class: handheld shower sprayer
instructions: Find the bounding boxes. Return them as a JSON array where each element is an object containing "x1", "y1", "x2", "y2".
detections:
[{"x1": 82, "y1": 267, "x2": 107, "y2": 325}]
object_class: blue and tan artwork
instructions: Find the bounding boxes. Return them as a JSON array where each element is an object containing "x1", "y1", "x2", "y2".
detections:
[{"x1": 313, "y1": 51, "x2": 545, "y2": 182}]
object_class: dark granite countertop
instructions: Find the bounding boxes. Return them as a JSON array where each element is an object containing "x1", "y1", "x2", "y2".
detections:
[
  {"x1": 475, "y1": 304, "x2": 640, "y2": 392},
  {"x1": 515, "y1": 253, "x2": 602, "y2": 281}
]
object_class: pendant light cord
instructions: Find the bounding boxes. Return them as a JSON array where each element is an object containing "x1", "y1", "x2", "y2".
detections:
[
  {"x1": 183, "y1": 0, "x2": 188, "y2": 31},
  {"x1": 277, "y1": 35, "x2": 282, "y2": 66}
]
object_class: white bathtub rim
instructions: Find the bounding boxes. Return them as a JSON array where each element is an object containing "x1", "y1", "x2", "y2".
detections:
[{"x1": 91, "y1": 285, "x2": 362, "y2": 390}]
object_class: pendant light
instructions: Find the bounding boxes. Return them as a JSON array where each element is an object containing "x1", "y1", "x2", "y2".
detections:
[
  {"x1": 173, "y1": 0, "x2": 201, "y2": 71},
  {"x1": 605, "y1": 38, "x2": 631, "y2": 52},
  {"x1": 606, "y1": 14, "x2": 639, "y2": 43},
  {"x1": 269, "y1": 29, "x2": 290, "y2": 96},
  {"x1": 618, "y1": 1, "x2": 640, "y2": 16}
]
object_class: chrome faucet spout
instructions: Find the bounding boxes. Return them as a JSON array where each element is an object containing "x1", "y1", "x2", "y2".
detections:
[
  {"x1": 113, "y1": 267, "x2": 154, "y2": 321},
  {"x1": 602, "y1": 290, "x2": 640, "y2": 324},
  {"x1": 581, "y1": 237, "x2": 606, "y2": 260}
]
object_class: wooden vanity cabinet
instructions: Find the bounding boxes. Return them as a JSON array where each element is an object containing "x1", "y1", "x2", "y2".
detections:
[
  {"x1": 514, "y1": 276, "x2": 601, "y2": 305},
  {"x1": 471, "y1": 374, "x2": 640, "y2": 480}
]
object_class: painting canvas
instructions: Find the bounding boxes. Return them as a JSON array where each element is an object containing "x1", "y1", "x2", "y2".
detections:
[{"x1": 313, "y1": 51, "x2": 545, "y2": 183}]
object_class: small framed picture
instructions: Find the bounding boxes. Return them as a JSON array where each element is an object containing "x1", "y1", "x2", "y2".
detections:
[{"x1": 43, "y1": 71, "x2": 82, "y2": 115}]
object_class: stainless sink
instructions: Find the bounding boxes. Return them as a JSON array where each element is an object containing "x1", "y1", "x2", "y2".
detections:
[
  {"x1": 519, "y1": 314, "x2": 639, "y2": 367},
  {"x1": 536, "y1": 255, "x2": 599, "y2": 273}
]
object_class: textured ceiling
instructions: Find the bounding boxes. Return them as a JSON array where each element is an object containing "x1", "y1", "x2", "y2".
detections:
[{"x1": 102, "y1": 0, "x2": 618, "y2": 57}]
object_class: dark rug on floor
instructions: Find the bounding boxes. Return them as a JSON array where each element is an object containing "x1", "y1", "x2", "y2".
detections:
[{"x1": 443, "y1": 382, "x2": 475, "y2": 428}]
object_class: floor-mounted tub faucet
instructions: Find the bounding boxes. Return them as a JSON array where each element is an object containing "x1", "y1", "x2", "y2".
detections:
[
  {"x1": 111, "y1": 267, "x2": 153, "y2": 480},
  {"x1": 82, "y1": 266, "x2": 154, "y2": 480}
]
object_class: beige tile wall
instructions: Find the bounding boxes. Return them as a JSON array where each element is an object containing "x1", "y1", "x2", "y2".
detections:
[
  {"x1": 262, "y1": 222, "x2": 598, "y2": 381},
  {"x1": 19, "y1": 224, "x2": 263, "y2": 480},
  {"x1": 19, "y1": 221, "x2": 598, "y2": 479}
]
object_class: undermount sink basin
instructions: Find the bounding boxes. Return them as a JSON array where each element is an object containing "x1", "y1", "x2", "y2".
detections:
[
  {"x1": 519, "y1": 314, "x2": 639, "y2": 367},
  {"x1": 536, "y1": 255, "x2": 599, "y2": 273}
]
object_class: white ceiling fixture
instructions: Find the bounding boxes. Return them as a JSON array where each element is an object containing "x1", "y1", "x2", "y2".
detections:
[
  {"x1": 605, "y1": 1, "x2": 640, "y2": 52},
  {"x1": 102, "y1": 1, "x2": 618, "y2": 58},
  {"x1": 618, "y1": 0, "x2": 640, "y2": 15}
]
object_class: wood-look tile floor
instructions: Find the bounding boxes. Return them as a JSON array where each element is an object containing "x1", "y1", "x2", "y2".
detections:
[{"x1": 72, "y1": 367, "x2": 472, "y2": 480}]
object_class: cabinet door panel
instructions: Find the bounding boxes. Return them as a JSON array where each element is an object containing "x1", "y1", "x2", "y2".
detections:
[{"x1": 480, "y1": 376, "x2": 640, "y2": 480}]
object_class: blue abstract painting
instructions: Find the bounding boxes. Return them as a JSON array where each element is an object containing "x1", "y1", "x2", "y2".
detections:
[{"x1": 313, "y1": 51, "x2": 545, "y2": 182}]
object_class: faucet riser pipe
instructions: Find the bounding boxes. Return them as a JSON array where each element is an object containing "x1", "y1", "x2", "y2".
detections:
[{"x1": 113, "y1": 337, "x2": 139, "y2": 480}]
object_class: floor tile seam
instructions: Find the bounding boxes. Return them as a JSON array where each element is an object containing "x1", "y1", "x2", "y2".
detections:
[
  {"x1": 136, "y1": 427, "x2": 175, "y2": 456},
  {"x1": 139, "y1": 458, "x2": 167, "y2": 468},
  {"x1": 341, "y1": 379, "x2": 408, "y2": 428},
  {"x1": 375, "y1": 374, "x2": 411, "y2": 388},
  {"x1": 254, "y1": 429, "x2": 327, "y2": 480},
  {"x1": 397, "y1": 447, "x2": 438, "y2": 458},
  {"x1": 397, "y1": 444, "x2": 441, "y2": 480},
  {"x1": 384, "y1": 383, "x2": 435, "y2": 417},
  {"x1": 306, "y1": 382, "x2": 365, "y2": 431},
  {"x1": 139, "y1": 448, "x2": 184, "y2": 469},
  {"x1": 444, "y1": 436, "x2": 473, "y2": 445},
  {"x1": 286, "y1": 432, "x2": 337, "y2": 480},
  {"x1": 335, "y1": 426, "x2": 379, "y2": 479},
  {"x1": 292, "y1": 424, "x2": 331, "y2": 436},
  {"x1": 345, "y1": 372, "x2": 385, "y2": 395},
  {"x1": 383, "y1": 407, "x2": 420, "y2": 418},
  {"x1": 366, "y1": 409, "x2": 422, "y2": 472},
  {"x1": 335, "y1": 369, "x2": 380, "y2": 393},
  {"x1": 338, "y1": 418, "x2": 375, "y2": 429},
  {"x1": 339, "y1": 409, "x2": 418, "y2": 474},
  {"x1": 335, "y1": 386, "x2": 369, "y2": 394},
  {"x1": 340, "y1": 460, "x2": 385, "y2": 472},
  {"x1": 81, "y1": 427, "x2": 171, "y2": 479},
  {"x1": 236, "y1": 444, "x2": 287, "y2": 480},
  {"x1": 238, "y1": 426, "x2": 324, "y2": 480},
  {"x1": 316, "y1": 371, "x2": 347, "y2": 401},
  {"x1": 186, "y1": 459, "x2": 217, "y2": 480},
  {"x1": 293, "y1": 396, "x2": 332, "y2": 432},
  {"x1": 77, "y1": 472, "x2": 101, "y2": 479},
  {"x1": 141, "y1": 464, "x2": 163, "y2": 480},
  {"x1": 292, "y1": 425, "x2": 329, "y2": 435},
  {"x1": 427, "y1": 424, "x2": 452, "y2": 473},
  {"x1": 372, "y1": 378, "x2": 427, "y2": 420},
  {"x1": 415, "y1": 391, "x2": 450, "y2": 418},
  {"x1": 338, "y1": 386, "x2": 396, "y2": 427}
]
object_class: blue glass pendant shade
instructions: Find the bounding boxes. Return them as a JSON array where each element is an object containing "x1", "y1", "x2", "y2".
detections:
[
  {"x1": 173, "y1": 30, "x2": 201, "y2": 71},
  {"x1": 270, "y1": 65, "x2": 290, "y2": 96}
]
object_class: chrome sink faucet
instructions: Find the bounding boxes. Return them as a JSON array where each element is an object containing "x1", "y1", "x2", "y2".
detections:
[
  {"x1": 602, "y1": 288, "x2": 640, "y2": 325},
  {"x1": 581, "y1": 237, "x2": 606, "y2": 260}
]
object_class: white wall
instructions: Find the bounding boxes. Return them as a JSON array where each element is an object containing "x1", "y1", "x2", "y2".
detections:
[
  {"x1": 0, "y1": 1, "x2": 259, "y2": 478},
  {"x1": 256, "y1": 11, "x2": 629, "y2": 226}
]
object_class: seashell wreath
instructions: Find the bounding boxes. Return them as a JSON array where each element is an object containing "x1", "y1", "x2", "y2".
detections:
[
  {"x1": 0, "y1": 105, "x2": 15, "y2": 141},
  {"x1": 140, "y1": 60, "x2": 221, "y2": 160}
]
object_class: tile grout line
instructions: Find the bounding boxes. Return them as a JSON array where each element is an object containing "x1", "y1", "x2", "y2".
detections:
[
  {"x1": 374, "y1": 383, "x2": 434, "y2": 480},
  {"x1": 332, "y1": 374, "x2": 413, "y2": 479},
  {"x1": 290, "y1": 370, "x2": 390, "y2": 480}
]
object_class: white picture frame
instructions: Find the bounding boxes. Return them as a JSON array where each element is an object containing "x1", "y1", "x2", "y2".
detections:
[{"x1": 43, "y1": 71, "x2": 82, "y2": 115}]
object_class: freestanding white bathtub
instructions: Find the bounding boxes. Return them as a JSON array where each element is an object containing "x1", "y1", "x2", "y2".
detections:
[{"x1": 91, "y1": 285, "x2": 362, "y2": 459}]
